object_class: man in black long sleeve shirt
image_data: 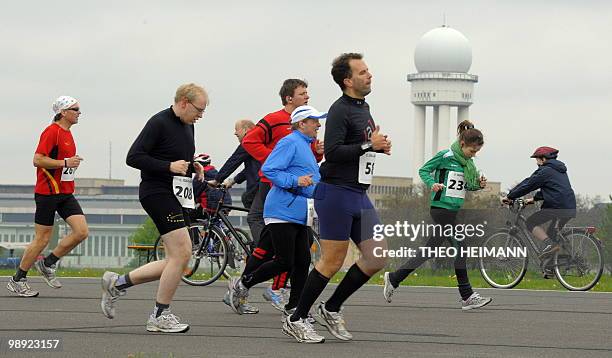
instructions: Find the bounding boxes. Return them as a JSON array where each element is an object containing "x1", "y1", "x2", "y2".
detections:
[
  {"x1": 100, "y1": 83, "x2": 207, "y2": 334},
  {"x1": 286, "y1": 53, "x2": 392, "y2": 343}
]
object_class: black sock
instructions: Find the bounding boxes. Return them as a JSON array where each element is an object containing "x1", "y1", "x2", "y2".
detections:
[
  {"x1": 153, "y1": 302, "x2": 170, "y2": 318},
  {"x1": 387, "y1": 271, "x2": 402, "y2": 288},
  {"x1": 115, "y1": 273, "x2": 134, "y2": 291},
  {"x1": 13, "y1": 268, "x2": 28, "y2": 282},
  {"x1": 43, "y1": 253, "x2": 60, "y2": 267},
  {"x1": 290, "y1": 268, "x2": 329, "y2": 321},
  {"x1": 458, "y1": 283, "x2": 473, "y2": 301},
  {"x1": 325, "y1": 264, "x2": 370, "y2": 313}
]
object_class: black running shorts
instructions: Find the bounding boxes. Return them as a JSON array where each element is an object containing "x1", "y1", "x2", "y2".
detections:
[
  {"x1": 34, "y1": 193, "x2": 84, "y2": 226},
  {"x1": 140, "y1": 193, "x2": 191, "y2": 236}
]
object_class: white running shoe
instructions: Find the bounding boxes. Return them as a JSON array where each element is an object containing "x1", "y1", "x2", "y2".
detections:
[
  {"x1": 281, "y1": 307, "x2": 315, "y2": 324},
  {"x1": 228, "y1": 277, "x2": 249, "y2": 315},
  {"x1": 146, "y1": 311, "x2": 190, "y2": 333},
  {"x1": 461, "y1": 292, "x2": 492, "y2": 311},
  {"x1": 282, "y1": 316, "x2": 325, "y2": 344},
  {"x1": 314, "y1": 302, "x2": 353, "y2": 341},
  {"x1": 6, "y1": 277, "x2": 39, "y2": 297},
  {"x1": 101, "y1": 271, "x2": 126, "y2": 319},
  {"x1": 223, "y1": 290, "x2": 259, "y2": 314},
  {"x1": 382, "y1": 272, "x2": 396, "y2": 303},
  {"x1": 34, "y1": 259, "x2": 61, "y2": 289},
  {"x1": 262, "y1": 286, "x2": 286, "y2": 311}
]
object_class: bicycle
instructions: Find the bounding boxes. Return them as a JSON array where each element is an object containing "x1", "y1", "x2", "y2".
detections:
[
  {"x1": 153, "y1": 185, "x2": 255, "y2": 286},
  {"x1": 153, "y1": 184, "x2": 322, "y2": 286},
  {"x1": 478, "y1": 199, "x2": 604, "y2": 291}
]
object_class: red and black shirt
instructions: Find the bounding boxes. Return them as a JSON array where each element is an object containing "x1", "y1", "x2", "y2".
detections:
[
  {"x1": 34, "y1": 122, "x2": 77, "y2": 195},
  {"x1": 242, "y1": 109, "x2": 323, "y2": 183}
]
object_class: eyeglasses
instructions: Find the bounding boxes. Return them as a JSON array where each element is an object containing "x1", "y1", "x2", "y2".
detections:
[
  {"x1": 189, "y1": 102, "x2": 205, "y2": 114},
  {"x1": 65, "y1": 107, "x2": 80, "y2": 112}
]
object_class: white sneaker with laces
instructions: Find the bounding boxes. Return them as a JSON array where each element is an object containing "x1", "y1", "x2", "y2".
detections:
[
  {"x1": 146, "y1": 311, "x2": 190, "y2": 333},
  {"x1": 282, "y1": 316, "x2": 325, "y2": 343},
  {"x1": 101, "y1": 271, "x2": 126, "y2": 319},
  {"x1": 461, "y1": 292, "x2": 492, "y2": 311},
  {"x1": 6, "y1": 277, "x2": 39, "y2": 297},
  {"x1": 34, "y1": 259, "x2": 62, "y2": 289},
  {"x1": 314, "y1": 302, "x2": 353, "y2": 341}
]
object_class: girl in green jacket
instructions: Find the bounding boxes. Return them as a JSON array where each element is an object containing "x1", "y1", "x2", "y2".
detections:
[{"x1": 382, "y1": 120, "x2": 492, "y2": 310}]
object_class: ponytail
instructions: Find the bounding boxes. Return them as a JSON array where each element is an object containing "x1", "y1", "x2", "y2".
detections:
[{"x1": 457, "y1": 120, "x2": 484, "y2": 146}]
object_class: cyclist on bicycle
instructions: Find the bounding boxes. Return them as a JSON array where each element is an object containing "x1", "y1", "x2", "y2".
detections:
[
  {"x1": 192, "y1": 153, "x2": 232, "y2": 218},
  {"x1": 502, "y1": 146, "x2": 576, "y2": 277}
]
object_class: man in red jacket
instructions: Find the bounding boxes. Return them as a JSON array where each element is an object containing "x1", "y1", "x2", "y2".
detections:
[{"x1": 232, "y1": 79, "x2": 323, "y2": 313}]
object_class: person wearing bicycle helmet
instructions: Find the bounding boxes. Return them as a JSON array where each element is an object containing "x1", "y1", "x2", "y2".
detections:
[
  {"x1": 192, "y1": 153, "x2": 232, "y2": 216},
  {"x1": 383, "y1": 120, "x2": 492, "y2": 311},
  {"x1": 502, "y1": 147, "x2": 576, "y2": 276}
]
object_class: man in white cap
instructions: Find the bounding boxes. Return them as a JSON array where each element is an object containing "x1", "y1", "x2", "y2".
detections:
[
  {"x1": 7, "y1": 96, "x2": 89, "y2": 297},
  {"x1": 228, "y1": 105, "x2": 326, "y2": 343}
]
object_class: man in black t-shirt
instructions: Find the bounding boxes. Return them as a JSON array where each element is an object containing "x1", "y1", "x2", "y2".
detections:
[
  {"x1": 100, "y1": 83, "x2": 207, "y2": 334},
  {"x1": 285, "y1": 53, "x2": 392, "y2": 343}
]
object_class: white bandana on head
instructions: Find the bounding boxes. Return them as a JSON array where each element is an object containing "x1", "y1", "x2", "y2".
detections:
[{"x1": 52, "y1": 96, "x2": 78, "y2": 115}]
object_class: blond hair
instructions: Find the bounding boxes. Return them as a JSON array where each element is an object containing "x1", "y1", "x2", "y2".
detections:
[{"x1": 174, "y1": 83, "x2": 208, "y2": 104}]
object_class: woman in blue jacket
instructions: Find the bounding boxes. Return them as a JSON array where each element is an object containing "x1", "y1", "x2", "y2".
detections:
[{"x1": 227, "y1": 106, "x2": 327, "y2": 343}]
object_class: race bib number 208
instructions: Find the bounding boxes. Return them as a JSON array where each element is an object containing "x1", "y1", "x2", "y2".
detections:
[{"x1": 172, "y1": 176, "x2": 195, "y2": 209}]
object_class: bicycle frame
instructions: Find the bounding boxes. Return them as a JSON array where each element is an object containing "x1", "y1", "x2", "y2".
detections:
[{"x1": 193, "y1": 184, "x2": 253, "y2": 258}]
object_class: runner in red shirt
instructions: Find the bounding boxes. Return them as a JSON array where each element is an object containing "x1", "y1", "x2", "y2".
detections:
[
  {"x1": 224, "y1": 79, "x2": 324, "y2": 313},
  {"x1": 7, "y1": 96, "x2": 89, "y2": 298}
]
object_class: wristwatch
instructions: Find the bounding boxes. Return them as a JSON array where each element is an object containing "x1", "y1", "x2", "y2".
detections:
[{"x1": 360, "y1": 141, "x2": 373, "y2": 151}]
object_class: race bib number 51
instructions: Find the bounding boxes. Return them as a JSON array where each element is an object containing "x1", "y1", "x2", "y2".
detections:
[
  {"x1": 445, "y1": 171, "x2": 466, "y2": 199},
  {"x1": 359, "y1": 152, "x2": 376, "y2": 184},
  {"x1": 173, "y1": 176, "x2": 195, "y2": 209}
]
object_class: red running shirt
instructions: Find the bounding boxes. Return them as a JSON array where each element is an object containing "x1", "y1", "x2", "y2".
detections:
[{"x1": 34, "y1": 123, "x2": 77, "y2": 195}]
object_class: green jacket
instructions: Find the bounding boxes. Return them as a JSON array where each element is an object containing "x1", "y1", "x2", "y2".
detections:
[{"x1": 419, "y1": 149, "x2": 470, "y2": 211}]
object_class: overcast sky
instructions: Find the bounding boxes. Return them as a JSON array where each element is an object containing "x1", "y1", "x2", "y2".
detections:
[{"x1": 1, "y1": 0, "x2": 610, "y2": 199}]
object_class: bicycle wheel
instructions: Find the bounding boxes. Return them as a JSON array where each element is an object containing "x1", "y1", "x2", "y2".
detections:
[
  {"x1": 554, "y1": 232, "x2": 604, "y2": 291},
  {"x1": 309, "y1": 227, "x2": 322, "y2": 270},
  {"x1": 182, "y1": 224, "x2": 229, "y2": 286},
  {"x1": 479, "y1": 229, "x2": 528, "y2": 289},
  {"x1": 223, "y1": 227, "x2": 251, "y2": 278}
]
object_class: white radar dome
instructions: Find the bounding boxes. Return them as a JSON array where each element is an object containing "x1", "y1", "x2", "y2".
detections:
[{"x1": 414, "y1": 26, "x2": 472, "y2": 73}]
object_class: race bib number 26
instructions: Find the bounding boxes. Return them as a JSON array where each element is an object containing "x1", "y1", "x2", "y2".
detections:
[
  {"x1": 173, "y1": 176, "x2": 195, "y2": 209},
  {"x1": 60, "y1": 165, "x2": 76, "y2": 182}
]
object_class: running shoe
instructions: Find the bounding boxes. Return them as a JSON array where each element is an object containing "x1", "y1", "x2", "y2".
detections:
[
  {"x1": 282, "y1": 316, "x2": 325, "y2": 344},
  {"x1": 34, "y1": 259, "x2": 61, "y2": 288},
  {"x1": 101, "y1": 271, "x2": 126, "y2": 319},
  {"x1": 6, "y1": 277, "x2": 39, "y2": 297},
  {"x1": 382, "y1": 272, "x2": 396, "y2": 303},
  {"x1": 461, "y1": 292, "x2": 492, "y2": 310},
  {"x1": 314, "y1": 301, "x2": 353, "y2": 341},
  {"x1": 228, "y1": 276, "x2": 249, "y2": 314},
  {"x1": 146, "y1": 311, "x2": 190, "y2": 333},
  {"x1": 223, "y1": 290, "x2": 259, "y2": 314},
  {"x1": 262, "y1": 286, "x2": 286, "y2": 311}
]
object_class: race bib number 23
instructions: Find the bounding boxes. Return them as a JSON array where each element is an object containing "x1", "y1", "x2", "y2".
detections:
[{"x1": 445, "y1": 171, "x2": 466, "y2": 199}]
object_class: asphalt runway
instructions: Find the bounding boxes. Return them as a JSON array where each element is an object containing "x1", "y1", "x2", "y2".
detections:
[{"x1": 1, "y1": 277, "x2": 610, "y2": 358}]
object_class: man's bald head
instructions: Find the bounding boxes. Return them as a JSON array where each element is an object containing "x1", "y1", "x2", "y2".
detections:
[{"x1": 234, "y1": 119, "x2": 255, "y2": 141}]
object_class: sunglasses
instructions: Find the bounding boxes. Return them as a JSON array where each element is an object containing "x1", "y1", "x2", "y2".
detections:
[{"x1": 65, "y1": 107, "x2": 80, "y2": 112}]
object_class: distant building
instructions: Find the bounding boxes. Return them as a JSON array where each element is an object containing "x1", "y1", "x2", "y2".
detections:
[{"x1": 0, "y1": 178, "x2": 248, "y2": 268}]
